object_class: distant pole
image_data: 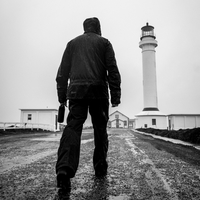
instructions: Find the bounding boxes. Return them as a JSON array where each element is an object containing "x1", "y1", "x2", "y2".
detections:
[{"x1": 139, "y1": 23, "x2": 159, "y2": 111}]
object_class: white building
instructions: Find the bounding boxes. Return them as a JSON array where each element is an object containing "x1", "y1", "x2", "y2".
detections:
[
  {"x1": 108, "y1": 111, "x2": 129, "y2": 128},
  {"x1": 135, "y1": 111, "x2": 167, "y2": 129},
  {"x1": 20, "y1": 109, "x2": 59, "y2": 132},
  {"x1": 135, "y1": 23, "x2": 168, "y2": 129},
  {"x1": 168, "y1": 114, "x2": 200, "y2": 130}
]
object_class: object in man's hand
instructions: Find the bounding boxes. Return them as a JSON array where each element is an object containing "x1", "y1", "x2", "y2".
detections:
[{"x1": 58, "y1": 105, "x2": 65, "y2": 123}]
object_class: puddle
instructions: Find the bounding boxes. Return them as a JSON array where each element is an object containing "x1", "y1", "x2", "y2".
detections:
[
  {"x1": 81, "y1": 139, "x2": 94, "y2": 144},
  {"x1": 109, "y1": 194, "x2": 129, "y2": 200},
  {"x1": 31, "y1": 136, "x2": 94, "y2": 144},
  {"x1": 31, "y1": 135, "x2": 61, "y2": 141}
]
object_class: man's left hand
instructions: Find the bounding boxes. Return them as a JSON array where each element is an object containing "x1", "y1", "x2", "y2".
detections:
[{"x1": 60, "y1": 101, "x2": 67, "y2": 107}]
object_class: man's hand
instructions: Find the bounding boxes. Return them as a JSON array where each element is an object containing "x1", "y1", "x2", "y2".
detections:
[
  {"x1": 60, "y1": 101, "x2": 67, "y2": 107},
  {"x1": 112, "y1": 104, "x2": 118, "y2": 107}
]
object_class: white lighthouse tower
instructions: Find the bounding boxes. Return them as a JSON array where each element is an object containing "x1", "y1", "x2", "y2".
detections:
[
  {"x1": 140, "y1": 23, "x2": 158, "y2": 111},
  {"x1": 135, "y1": 23, "x2": 167, "y2": 129}
]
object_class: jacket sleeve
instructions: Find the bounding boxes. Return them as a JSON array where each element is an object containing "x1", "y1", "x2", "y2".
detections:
[
  {"x1": 105, "y1": 41, "x2": 121, "y2": 105},
  {"x1": 56, "y1": 43, "x2": 71, "y2": 103}
]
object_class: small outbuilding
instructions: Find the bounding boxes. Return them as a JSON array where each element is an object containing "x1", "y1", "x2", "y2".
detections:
[
  {"x1": 129, "y1": 118, "x2": 136, "y2": 129},
  {"x1": 108, "y1": 111, "x2": 129, "y2": 128},
  {"x1": 20, "y1": 109, "x2": 59, "y2": 132}
]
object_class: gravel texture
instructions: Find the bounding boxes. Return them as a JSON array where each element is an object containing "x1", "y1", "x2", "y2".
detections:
[{"x1": 0, "y1": 129, "x2": 200, "y2": 199}]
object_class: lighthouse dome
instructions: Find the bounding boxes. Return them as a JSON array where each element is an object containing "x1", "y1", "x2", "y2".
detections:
[{"x1": 140, "y1": 22, "x2": 156, "y2": 40}]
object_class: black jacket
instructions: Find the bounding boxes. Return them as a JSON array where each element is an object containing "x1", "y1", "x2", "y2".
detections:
[{"x1": 56, "y1": 18, "x2": 121, "y2": 105}]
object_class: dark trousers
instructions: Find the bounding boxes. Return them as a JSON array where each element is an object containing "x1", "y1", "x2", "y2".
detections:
[{"x1": 56, "y1": 99, "x2": 109, "y2": 178}]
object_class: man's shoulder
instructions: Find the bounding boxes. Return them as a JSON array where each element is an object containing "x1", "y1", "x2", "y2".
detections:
[
  {"x1": 71, "y1": 33, "x2": 109, "y2": 41},
  {"x1": 69, "y1": 34, "x2": 84, "y2": 43},
  {"x1": 68, "y1": 33, "x2": 111, "y2": 49}
]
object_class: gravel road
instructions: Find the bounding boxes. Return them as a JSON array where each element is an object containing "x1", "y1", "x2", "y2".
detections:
[{"x1": 0, "y1": 129, "x2": 200, "y2": 199}]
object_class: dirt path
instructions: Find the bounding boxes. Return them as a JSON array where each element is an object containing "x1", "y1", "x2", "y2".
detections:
[{"x1": 0, "y1": 129, "x2": 200, "y2": 199}]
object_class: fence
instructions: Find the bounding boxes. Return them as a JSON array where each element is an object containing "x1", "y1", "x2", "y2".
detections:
[{"x1": 0, "y1": 122, "x2": 53, "y2": 131}]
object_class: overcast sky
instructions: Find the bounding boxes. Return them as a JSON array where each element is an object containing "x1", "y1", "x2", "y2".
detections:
[{"x1": 0, "y1": 0, "x2": 200, "y2": 122}]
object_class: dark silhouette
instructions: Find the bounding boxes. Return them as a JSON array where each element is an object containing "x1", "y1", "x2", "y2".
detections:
[{"x1": 55, "y1": 17, "x2": 121, "y2": 193}]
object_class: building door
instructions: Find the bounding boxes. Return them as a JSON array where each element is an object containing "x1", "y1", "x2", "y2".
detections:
[
  {"x1": 116, "y1": 119, "x2": 119, "y2": 128},
  {"x1": 55, "y1": 115, "x2": 58, "y2": 130},
  {"x1": 169, "y1": 119, "x2": 171, "y2": 130}
]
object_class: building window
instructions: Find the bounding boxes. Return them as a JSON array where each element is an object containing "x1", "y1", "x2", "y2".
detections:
[
  {"x1": 152, "y1": 119, "x2": 156, "y2": 125},
  {"x1": 28, "y1": 114, "x2": 32, "y2": 121},
  {"x1": 115, "y1": 114, "x2": 119, "y2": 119}
]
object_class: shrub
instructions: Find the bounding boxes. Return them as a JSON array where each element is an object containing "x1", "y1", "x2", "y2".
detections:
[{"x1": 136, "y1": 127, "x2": 200, "y2": 144}]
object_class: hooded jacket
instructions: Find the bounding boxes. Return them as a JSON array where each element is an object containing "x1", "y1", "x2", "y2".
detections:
[{"x1": 56, "y1": 17, "x2": 121, "y2": 105}]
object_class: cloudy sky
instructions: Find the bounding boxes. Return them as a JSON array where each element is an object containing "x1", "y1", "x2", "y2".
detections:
[{"x1": 0, "y1": 0, "x2": 200, "y2": 122}]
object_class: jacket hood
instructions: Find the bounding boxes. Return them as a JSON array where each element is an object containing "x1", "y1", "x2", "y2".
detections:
[{"x1": 83, "y1": 17, "x2": 101, "y2": 36}]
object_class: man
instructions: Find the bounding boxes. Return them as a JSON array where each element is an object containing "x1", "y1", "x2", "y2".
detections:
[{"x1": 55, "y1": 17, "x2": 121, "y2": 192}]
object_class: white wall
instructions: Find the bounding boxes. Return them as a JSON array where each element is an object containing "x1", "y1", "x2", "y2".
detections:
[
  {"x1": 21, "y1": 111, "x2": 37, "y2": 124},
  {"x1": 20, "y1": 109, "x2": 59, "y2": 131},
  {"x1": 196, "y1": 116, "x2": 200, "y2": 127},
  {"x1": 136, "y1": 115, "x2": 167, "y2": 129},
  {"x1": 38, "y1": 112, "x2": 52, "y2": 125},
  {"x1": 169, "y1": 115, "x2": 200, "y2": 130}
]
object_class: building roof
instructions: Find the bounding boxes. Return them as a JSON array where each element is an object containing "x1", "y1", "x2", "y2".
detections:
[
  {"x1": 109, "y1": 110, "x2": 129, "y2": 119},
  {"x1": 168, "y1": 114, "x2": 200, "y2": 116},
  {"x1": 20, "y1": 108, "x2": 58, "y2": 111}
]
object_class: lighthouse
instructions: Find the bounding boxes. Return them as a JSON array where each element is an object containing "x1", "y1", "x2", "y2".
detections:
[
  {"x1": 135, "y1": 23, "x2": 167, "y2": 129},
  {"x1": 139, "y1": 23, "x2": 158, "y2": 111}
]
